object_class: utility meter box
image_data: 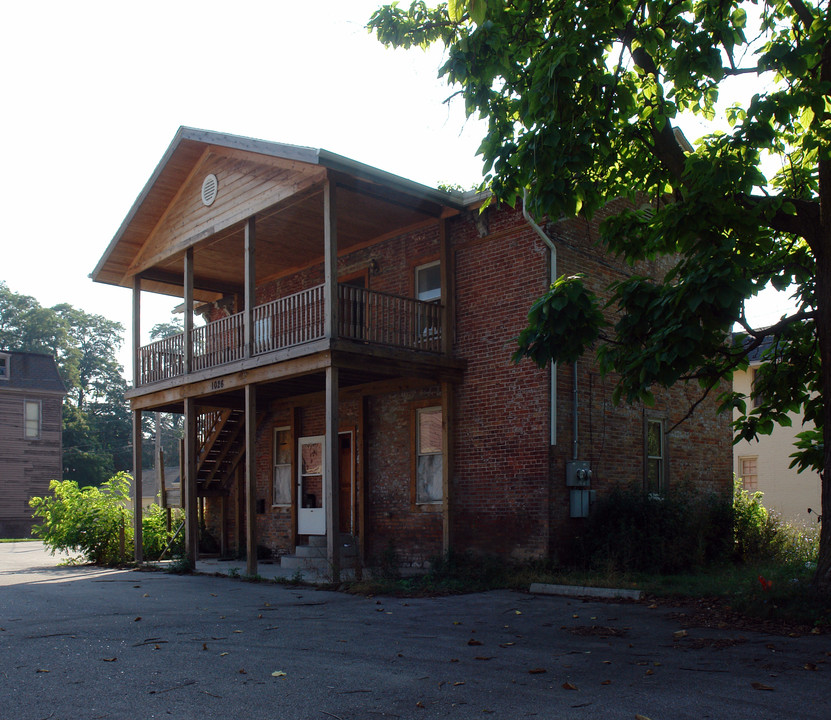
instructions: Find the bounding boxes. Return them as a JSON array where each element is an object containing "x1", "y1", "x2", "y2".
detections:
[{"x1": 566, "y1": 460, "x2": 592, "y2": 487}]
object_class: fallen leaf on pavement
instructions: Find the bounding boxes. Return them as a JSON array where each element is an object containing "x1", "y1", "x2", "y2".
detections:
[
  {"x1": 752, "y1": 682, "x2": 774, "y2": 691},
  {"x1": 528, "y1": 668, "x2": 547, "y2": 674},
  {"x1": 562, "y1": 682, "x2": 578, "y2": 690},
  {"x1": 467, "y1": 639, "x2": 482, "y2": 646},
  {"x1": 271, "y1": 671, "x2": 286, "y2": 678},
  {"x1": 102, "y1": 658, "x2": 117, "y2": 662}
]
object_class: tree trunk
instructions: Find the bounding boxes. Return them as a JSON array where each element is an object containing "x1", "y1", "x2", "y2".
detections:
[{"x1": 814, "y1": 244, "x2": 831, "y2": 590}]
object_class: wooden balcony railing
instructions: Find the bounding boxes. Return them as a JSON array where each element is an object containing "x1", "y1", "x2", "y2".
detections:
[{"x1": 137, "y1": 283, "x2": 444, "y2": 386}]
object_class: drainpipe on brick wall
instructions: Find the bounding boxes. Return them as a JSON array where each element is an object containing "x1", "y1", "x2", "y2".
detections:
[{"x1": 522, "y1": 190, "x2": 557, "y2": 446}]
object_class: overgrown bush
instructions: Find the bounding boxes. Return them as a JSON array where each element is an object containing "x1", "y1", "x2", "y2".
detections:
[
  {"x1": 570, "y1": 483, "x2": 733, "y2": 574},
  {"x1": 142, "y1": 504, "x2": 185, "y2": 559},
  {"x1": 30, "y1": 472, "x2": 184, "y2": 565},
  {"x1": 733, "y1": 479, "x2": 819, "y2": 566}
]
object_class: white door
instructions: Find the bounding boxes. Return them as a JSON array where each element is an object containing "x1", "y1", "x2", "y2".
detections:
[{"x1": 298, "y1": 436, "x2": 325, "y2": 535}]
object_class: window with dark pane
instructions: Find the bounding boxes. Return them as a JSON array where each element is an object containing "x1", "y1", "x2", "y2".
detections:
[
  {"x1": 416, "y1": 407, "x2": 442, "y2": 504},
  {"x1": 645, "y1": 419, "x2": 664, "y2": 494}
]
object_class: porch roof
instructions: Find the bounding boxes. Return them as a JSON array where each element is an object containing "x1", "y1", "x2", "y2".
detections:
[{"x1": 91, "y1": 127, "x2": 472, "y2": 302}]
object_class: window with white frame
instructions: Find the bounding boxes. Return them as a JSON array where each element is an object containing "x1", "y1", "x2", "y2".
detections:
[
  {"x1": 273, "y1": 426, "x2": 292, "y2": 506},
  {"x1": 645, "y1": 418, "x2": 665, "y2": 494},
  {"x1": 415, "y1": 261, "x2": 441, "y2": 303},
  {"x1": 415, "y1": 261, "x2": 441, "y2": 343},
  {"x1": 415, "y1": 406, "x2": 443, "y2": 504},
  {"x1": 739, "y1": 456, "x2": 758, "y2": 491},
  {"x1": 0, "y1": 353, "x2": 9, "y2": 380},
  {"x1": 24, "y1": 400, "x2": 41, "y2": 439}
]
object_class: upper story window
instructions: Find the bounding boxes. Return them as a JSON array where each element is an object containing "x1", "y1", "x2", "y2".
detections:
[
  {"x1": 415, "y1": 261, "x2": 441, "y2": 303},
  {"x1": 24, "y1": 400, "x2": 41, "y2": 439},
  {"x1": 0, "y1": 353, "x2": 9, "y2": 380}
]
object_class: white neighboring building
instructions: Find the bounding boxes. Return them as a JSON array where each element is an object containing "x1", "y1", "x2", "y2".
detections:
[{"x1": 733, "y1": 338, "x2": 822, "y2": 526}]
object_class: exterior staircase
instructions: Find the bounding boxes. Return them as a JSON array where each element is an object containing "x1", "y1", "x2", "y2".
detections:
[
  {"x1": 196, "y1": 409, "x2": 247, "y2": 494},
  {"x1": 280, "y1": 534, "x2": 358, "y2": 575}
]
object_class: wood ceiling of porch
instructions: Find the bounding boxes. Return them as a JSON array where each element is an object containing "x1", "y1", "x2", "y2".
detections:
[{"x1": 142, "y1": 178, "x2": 444, "y2": 300}]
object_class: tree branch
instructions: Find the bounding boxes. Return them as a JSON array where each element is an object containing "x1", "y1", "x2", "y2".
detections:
[
  {"x1": 739, "y1": 194, "x2": 821, "y2": 243},
  {"x1": 787, "y1": 0, "x2": 815, "y2": 30}
]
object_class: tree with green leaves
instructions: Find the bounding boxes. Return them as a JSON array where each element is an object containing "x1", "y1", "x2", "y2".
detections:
[
  {"x1": 370, "y1": 0, "x2": 831, "y2": 586},
  {"x1": 0, "y1": 282, "x2": 134, "y2": 485}
]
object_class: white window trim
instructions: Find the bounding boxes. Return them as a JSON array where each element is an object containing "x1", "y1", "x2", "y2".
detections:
[
  {"x1": 415, "y1": 260, "x2": 442, "y2": 303},
  {"x1": 272, "y1": 425, "x2": 291, "y2": 508},
  {"x1": 24, "y1": 399, "x2": 41, "y2": 440},
  {"x1": 0, "y1": 353, "x2": 9, "y2": 381}
]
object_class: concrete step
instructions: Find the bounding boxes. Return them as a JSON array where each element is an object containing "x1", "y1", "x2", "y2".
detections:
[{"x1": 294, "y1": 543, "x2": 357, "y2": 559}]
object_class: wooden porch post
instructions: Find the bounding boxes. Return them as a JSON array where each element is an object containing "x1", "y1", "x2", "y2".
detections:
[
  {"x1": 439, "y1": 217, "x2": 454, "y2": 356},
  {"x1": 245, "y1": 384, "x2": 258, "y2": 576},
  {"x1": 323, "y1": 178, "x2": 339, "y2": 339},
  {"x1": 324, "y1": 365, "x2": 340, "y2": 580},
  {"x1": 131, "y1": 277, "x2": 143, "y2": 563},
  {"x1": 184, "y1": 248, "x2": 194, "y2": 374},
  {"x1": 441, "y1": 380, "x2": 454, "y2": 554},
  {"x1": 244, "y1": 216, "x2": 256, "y2": 358},
  {"x1": 184, "y1": 397, "x2": 198, "y2": 566},
  {"x1": 132, "y1": 410, "x2": 143, "y2": 563}
]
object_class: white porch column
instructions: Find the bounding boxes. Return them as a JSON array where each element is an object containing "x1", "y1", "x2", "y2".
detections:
[
  {"x1": 184, "y1": 397, "x2": 198, "y2": 566},
  {"x1": 244, "y1": 216, "x2": 256, "y2": 358},
  {"x1": 324, "y1": 365, "x2": 340, "y2": 581},
  {"x1": 245, "y1": 384, "x2": 258, "y2": 576},
  {"x1": 323, "y1": 179, "x2": 339, "y2": 339}
]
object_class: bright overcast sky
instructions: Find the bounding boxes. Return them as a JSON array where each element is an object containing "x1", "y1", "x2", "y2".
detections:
[{"x1": 1, "y1": 1, "x2": 792, "y2": 376}]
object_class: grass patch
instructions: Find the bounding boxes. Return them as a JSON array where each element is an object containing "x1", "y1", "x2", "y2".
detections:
[{"x1": 0, "y1": 537, "x2": 37, "y2": 543}]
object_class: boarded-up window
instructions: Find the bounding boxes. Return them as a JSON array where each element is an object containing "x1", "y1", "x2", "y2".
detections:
[
  {"x1": 24, "y1": 400, "x2": 40, "y2": 439},
  {"x1": 416, "y1": 407, "x2": 442, "y2": 504},
  {"x1": 273, "y1": 427, "x2": 291, "y2": 506},
  {"x1": 739, "y1": 456, "x2": 758, "y2": 491}
]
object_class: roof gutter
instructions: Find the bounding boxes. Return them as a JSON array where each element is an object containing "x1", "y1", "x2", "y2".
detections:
[{"x1": 522, "y1": 190, "x2": 557, "y2": 446}]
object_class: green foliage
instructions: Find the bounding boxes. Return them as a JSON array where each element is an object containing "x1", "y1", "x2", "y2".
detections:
[
  {"x1": 0, "y1": 281, "x2": 134, "y2": 486},
  {"x1": 142, "y1": 504, "x2": 185, "y2": 560},
  {"x1": 733, "y1": 478, "x2": 819, "y2": 565},
  {"x1": 571, "y1": 484, "x2": 733, "y2": 574},
  {"x1": 512, "y1": 275, "x2": 603, "y2": 367},
  {"x1": 29, "y1": 473, "x2": 184, "y2": 565},
  {"x1": 30, "y1": 474, "x2": 132, "y2": 565},
  {"x1": 369, "y1": 0, "x2": 831, "y2": 584}
]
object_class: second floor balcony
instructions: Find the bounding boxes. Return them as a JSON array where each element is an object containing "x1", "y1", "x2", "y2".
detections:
[{"x1": 138, "y1": 283, "x2": 444, "y2": 387}]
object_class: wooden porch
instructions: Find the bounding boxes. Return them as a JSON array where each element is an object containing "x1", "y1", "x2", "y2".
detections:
[{"x1": 137, "y1": 283, "x2": 444, "y2": 387}]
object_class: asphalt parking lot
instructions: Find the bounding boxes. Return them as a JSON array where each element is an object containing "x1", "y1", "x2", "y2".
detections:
[{"x1": 1, "y1": 542, "x2": 829, "y2": 720}]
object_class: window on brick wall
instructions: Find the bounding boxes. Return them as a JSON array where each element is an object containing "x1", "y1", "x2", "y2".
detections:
[
  {"x1": 272, "y1": 426, "x2": 291, "y2": 506},
  {"x1": 415, "y1": 261, "x2": 441, "y2": 344},
  {"x1": 644, "y1": 418, "x2": 666, "y2": 494},
  {"x1": 414, "y1": 405, "x2": 443, "y2": 505},
  {"x1": 739, "y1": 456, "x2": 758, "y2": 492},
  {"x1": 24, "y1": 400, "x2": 41, "y2": 440}
]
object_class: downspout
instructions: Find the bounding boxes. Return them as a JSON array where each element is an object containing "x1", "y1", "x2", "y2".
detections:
[{"x1": 522, "y1": 190, "x2": 557, "y2": 446}]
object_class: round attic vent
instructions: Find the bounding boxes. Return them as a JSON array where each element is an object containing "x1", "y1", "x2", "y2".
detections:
[{"x1": 201, "y1": 174, "x2": 219, "y2": 206}]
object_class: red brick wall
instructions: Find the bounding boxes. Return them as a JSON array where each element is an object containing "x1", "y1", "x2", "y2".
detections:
[{"x1": 203, "y1": 199, "x2": 732, "y2": 565}]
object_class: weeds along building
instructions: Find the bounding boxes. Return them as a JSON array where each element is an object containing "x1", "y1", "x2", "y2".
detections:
[{"x1": 92, "y1": 128, "x2": 732, "y2": 576}]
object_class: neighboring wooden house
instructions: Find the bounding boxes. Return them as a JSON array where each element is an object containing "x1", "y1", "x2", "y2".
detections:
[
  {"x1": 733, "y1": 337, "x2": 822, "y2": 525},
  {"x1": 0, "y1": 351, "x2": 66, "y2": 537},
  {"x1": 92, "y1": 127, "x2": 732, "y2": 575}
]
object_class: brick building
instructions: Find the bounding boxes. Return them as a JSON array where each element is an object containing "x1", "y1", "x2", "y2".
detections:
[{"x1": 92, "y1": 128, "x2": 732, "y2": 575}]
